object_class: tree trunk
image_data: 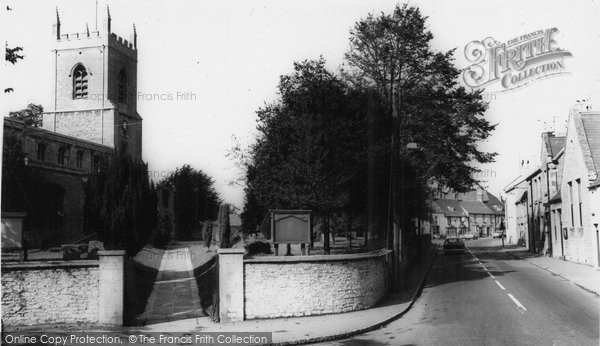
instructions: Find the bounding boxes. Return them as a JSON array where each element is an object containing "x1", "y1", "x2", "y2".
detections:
[
  {"x1": 323, "y1": 216, "x2": 331, "y2": 254},
  {"x1": 345, "y1": 213, "x2": 352, "y2": 249}
]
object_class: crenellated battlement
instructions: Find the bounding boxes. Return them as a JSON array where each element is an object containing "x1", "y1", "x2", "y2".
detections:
[
  {"x1": 109, "y1": 33, "x2": 136, "y2": 51},
  {"x1": 58, "y1": 31, "x2": 102, "y2": 41},
  {"x1": 53, "y1": 6, "x2": 137, "y2": 52}
]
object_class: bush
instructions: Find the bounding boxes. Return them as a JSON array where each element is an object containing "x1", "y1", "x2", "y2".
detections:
[
  {"x1": 151, "y1": 214, "x2": 172, "y2": 249},
  {"x1": 245, "y1": 241, "x2": 272, "y2": 256}
]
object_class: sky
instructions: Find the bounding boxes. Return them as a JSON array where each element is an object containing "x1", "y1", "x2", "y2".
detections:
[{"x1": 2, "y1": 0, "x2": 600, "y2": 209}]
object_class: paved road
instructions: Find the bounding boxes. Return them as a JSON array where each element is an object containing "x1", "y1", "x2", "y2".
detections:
[{"x1": 317, "y1": 237, "x2": 600, "y2": 346}]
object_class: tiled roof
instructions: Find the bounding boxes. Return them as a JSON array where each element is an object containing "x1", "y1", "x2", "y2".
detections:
[
  {"x1": 485, "y1": 192, "x2": 505, "y2": 215},
  {"x1": 431, "y1": 199, "x2": 468, "y2": 217},
  {"x1": 460, "y1": 200, "x2": 494, "y2": 215},
  {"x1": 580, "y1": 113, "x2": 600, "y2": 186}
]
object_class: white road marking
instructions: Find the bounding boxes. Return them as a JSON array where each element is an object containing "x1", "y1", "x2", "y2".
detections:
[
  {"x1": 508, "y1": 293, "x2": 527, "y2": 311},
  {"x1": 495, "y1": 280, "x2": 506, "y2": 290},
  {"x1": 486, "y1": 271, "x2": 495, "y2": 279}
]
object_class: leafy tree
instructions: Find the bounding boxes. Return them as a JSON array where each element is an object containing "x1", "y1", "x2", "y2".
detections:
[
  {"x1": 9, "y1": 103, "x2": 44, "y2": 127},
  {"x1": 344, "y1": 4, "x2": 496, "y2": 191},
  {"x1": 84, "y1": 151, "x2": 158, "y2": 255},
  {"x1": 242, "y1": 59, "x2": 365, "y2": 253},
  {"x1": 159, "y1": 165, "x2": 221, "y2": 240},
  {"x1": 344, "y1": 4, "x2": 496, "y2": 283}
]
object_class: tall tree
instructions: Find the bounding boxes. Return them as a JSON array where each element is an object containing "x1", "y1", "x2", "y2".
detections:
[
  {"x1": 344, "y1": 4, "x2": 496, "y2": 191},
  {"x1": 84, "y1": 151, "x2": 158, "y2": 255},
  {"x1": 243, "y1": 59, "x2": 365, "y2": 252},
  {"x1": 344, "y1": 4, "x2": 496, "y2": 285},
  {"x1": 160, "y1": 165, "x2": 221, "y2": 240}
]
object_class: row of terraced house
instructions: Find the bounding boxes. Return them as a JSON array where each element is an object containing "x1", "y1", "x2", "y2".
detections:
[
  {"x1": 504, "y1": 108, "x2": 600, "y2": 268},
  {"x1": 424, "y1": 184, "x2": 505, "y2": 239}
]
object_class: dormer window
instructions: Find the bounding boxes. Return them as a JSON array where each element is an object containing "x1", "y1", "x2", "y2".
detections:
[
  {"x1": 73, "y1": 64, "x2": 88, "y2": 99},
  {"x1": 118, "y1": 69, "x2": 127, "y2": 103}
]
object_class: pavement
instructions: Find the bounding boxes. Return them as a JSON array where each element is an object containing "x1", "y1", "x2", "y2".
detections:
[
  {"x1": 127, "y1": 244, "x2": 439, "y2": 345},
  {"x1": 8, "y1": 238, "x2": 598, "y2": 345},
  {"x1": 502, "y1": 246, "x2": 600, "y2": 296},
  {"x1": 315, "y1": 237, "x2": 600, "y2": 345}
]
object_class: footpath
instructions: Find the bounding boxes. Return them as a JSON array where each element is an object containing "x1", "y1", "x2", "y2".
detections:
[
  {"x1": 6, "y1": 245, "x2": 438, "y2": 346},
  {"x1": 134, "y1": 245, "x2": 439, "y2": 345},
  {"x1": 503, "y1": 247, "x2": 600, "y2": 296},
  {"x1": 138, "y1": 245, "x2": 205, "y2": 324}
]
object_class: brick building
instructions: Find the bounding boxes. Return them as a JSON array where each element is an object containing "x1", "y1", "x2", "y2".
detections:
[{"x1": 2, "y1": 8, "x2": 142, "y2": 248}]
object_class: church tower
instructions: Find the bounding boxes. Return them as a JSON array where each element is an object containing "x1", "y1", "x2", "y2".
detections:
[{"x1": 42, "y1": 7, "x2": 142, "y2": 160}]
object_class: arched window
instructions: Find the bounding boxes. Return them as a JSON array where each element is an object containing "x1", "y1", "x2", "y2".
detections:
[
  {"x1": 76, "y1": 151, "x2": 84, "y2": 168},
  {"x1": 37, "y1": 143, "x2": 46, "y2": 161},
  {"x1": 58, "y1": 147, "x2": 67, "y2": 165},
  {"x1": 72, "y1": 64, "x2": 89, "y2": 99},
  {"x1": 118, "y1": 69, "x2": 127, "y2": 103},
  {"x1": 92, "y1": 155, "x2": 101, "y2": 172}
]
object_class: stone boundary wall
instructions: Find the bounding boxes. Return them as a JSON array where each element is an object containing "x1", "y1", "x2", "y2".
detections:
[
  {"x1": 243, "y1": 250, "x2": 390, "y2": 320},
  {"x1": 1, "y1": 261, "x2": 100, "y2": 326}
]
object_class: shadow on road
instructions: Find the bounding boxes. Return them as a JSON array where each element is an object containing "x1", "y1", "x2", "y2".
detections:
[{"x1": 424, "y1": 250, "x2": 515, "y2": 289}]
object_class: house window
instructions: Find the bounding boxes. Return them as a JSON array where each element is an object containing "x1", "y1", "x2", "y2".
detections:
[
  {"x1": 568, "y1": 181, "x2": 574, "y2": 226},
  {"x1": 118, "y1": 69, "x2": 127, "y2": 103},
  {"x1": 72, "y1": 64, "x2": 89, "y2": 99},
  {"x1": 433, "y1": 216, "x2": 438, "y2": 225},
  {"x1": 576, "y1": 179, "x2": 582, "y2": 227},
  {"x1": 58, "y1": 147, "x2": 66, "y2": 166},
  {"x1": 76, "y1": 151, "x2": 84, "y2": 168},
  {"x1": 36, "y1": 143, "x2": 46, "y2": 161}
]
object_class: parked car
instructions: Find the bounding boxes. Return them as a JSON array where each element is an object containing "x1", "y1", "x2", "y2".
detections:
[
  {"x1": 443, "y1": 238, "x2": 466, "y2": 254},
  {"x1": 460, "y1": 232, "x2": 478, "y2": 240},
  {"x1": 492, "y1": 231, "x2": 505, "y2": 238}
]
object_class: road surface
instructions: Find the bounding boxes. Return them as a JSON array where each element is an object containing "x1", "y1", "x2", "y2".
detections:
[{"x1": 317, "y1": 237, "x2": 600, "y2": 346}]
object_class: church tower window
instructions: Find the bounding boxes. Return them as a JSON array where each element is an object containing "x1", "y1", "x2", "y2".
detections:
[{"x1": 72, "y1": 64, "x2": 88, "y2": 99}]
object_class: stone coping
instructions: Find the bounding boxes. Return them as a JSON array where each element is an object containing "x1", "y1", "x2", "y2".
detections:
[
  {"x1": 98, "y1": 250, "x2": 126, "y2": 256},
  {"x1": 218, "y1": 248, "x2": 245, "y2": 254},
  {"x1": 1, "y1": 212, "x2": 27, "y2": 218},
  {"x1": 1, "y1": 260, "x2": 99, "y2": 270},
  {"x1": 244, "y1": 249, "x2": 391, "y2": 264}
]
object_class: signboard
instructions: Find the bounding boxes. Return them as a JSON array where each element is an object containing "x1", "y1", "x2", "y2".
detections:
[
  {"x1": 270, "y1": 210, "x2": 311, "y2": 244},
  {"x1": 1, "y1": 212, "x2": 27, "y2": 249}
]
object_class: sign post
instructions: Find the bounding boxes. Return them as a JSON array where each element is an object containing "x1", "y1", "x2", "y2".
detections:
[{"x1": 270, "y1": 210, "x2": 312, "y2": 256}]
